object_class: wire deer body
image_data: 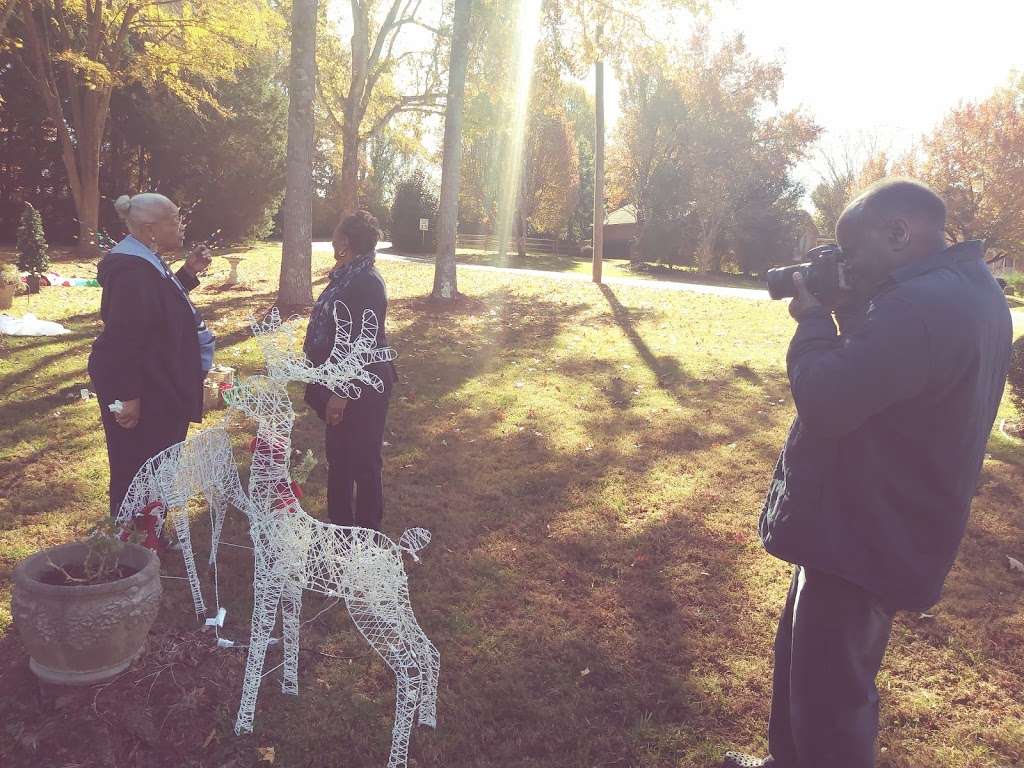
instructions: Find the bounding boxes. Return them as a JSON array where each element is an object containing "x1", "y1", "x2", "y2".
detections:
[
  {"x1": 225, "y1": 304, "x2": 439, "y2": 768},
  {"x1": 114, "y1": 424, "x2": 250, "y2": 616}
]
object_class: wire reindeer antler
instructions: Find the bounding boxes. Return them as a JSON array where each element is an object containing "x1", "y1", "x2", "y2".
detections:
[{"x1": 251, "y1": 301, "x2": 397, "y2": 399}]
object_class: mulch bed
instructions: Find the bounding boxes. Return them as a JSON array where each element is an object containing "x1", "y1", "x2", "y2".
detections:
[{"x1": 0, "y1": 629, "x2": 270, "y2": 768}]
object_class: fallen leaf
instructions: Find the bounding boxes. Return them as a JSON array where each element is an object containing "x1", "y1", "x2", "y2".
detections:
[
  {"x1": 202, "y1": 729, "x2": 217, "y2": 749},
  {"x1": 258, "y1": 746, "x2": 275, "y2": 763}
]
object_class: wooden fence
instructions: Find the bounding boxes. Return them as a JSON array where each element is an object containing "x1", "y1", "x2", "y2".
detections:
[{"x1": 455, "y1": 233, "x2": 564, "y2": 254}]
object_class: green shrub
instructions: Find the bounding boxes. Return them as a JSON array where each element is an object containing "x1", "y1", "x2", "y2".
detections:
[
  {"x1": 1009, "y1": 335, "x2": 1024, "y2": 421},
  {"x1": 0, "y1": 263, "x2": 19, "y2": 286},
  {"x1": 1000, "y1": 271, "x2": 1024, "y2": 295}
]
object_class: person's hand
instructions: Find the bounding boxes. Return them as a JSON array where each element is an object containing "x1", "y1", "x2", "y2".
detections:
[
  {"x1": 325, "y1": 395, "x2": 347, "y2": 426},
  {"x1": 116, "y1": 398, "x2": 141, "y2": 429},
  {"x1": 184, "y1": 244, "x2": 213, "y2": 276},
  {"x1": 788, "y1": 271, "x2": 824, "y2": 321}
]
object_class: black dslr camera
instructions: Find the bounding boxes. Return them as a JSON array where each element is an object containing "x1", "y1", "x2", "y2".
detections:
[{"x1": 766, "y1": 244, "x2": 851, "y2": 300}]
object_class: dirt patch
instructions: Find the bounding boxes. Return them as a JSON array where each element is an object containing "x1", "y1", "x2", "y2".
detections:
[
  {"x1": 37, "y1": 562, "x2": 138, "y2": 586},
  {"x1": 0, "y1": 629, "x2": 265, "y2": 768},
  {"x1": 398, "y1": 293, "x2": 490, "y2": 316}
]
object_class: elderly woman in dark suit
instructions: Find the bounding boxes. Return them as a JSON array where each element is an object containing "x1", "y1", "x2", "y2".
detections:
[
  {"x1": 89, "y1": 193, "x2": 214, "y2": 518},
  {"x1": 304, "y1": 211, "x2": 396, "y2": 531}
]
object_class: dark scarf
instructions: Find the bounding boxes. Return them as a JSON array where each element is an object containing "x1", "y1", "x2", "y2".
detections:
[{"x1": 304, "y1": 250, "x2": 376, "y2": 363}]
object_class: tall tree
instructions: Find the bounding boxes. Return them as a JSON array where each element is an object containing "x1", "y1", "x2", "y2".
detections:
[
  {"x1": 318, "y1": 0, "x2": 445, "y2": 219},
  {"x1": 563, "y1": 83, "x2": 595, "y2": 242},
  {"x1": 452, "y1": 0, "x2": 519, "y2": 239},
  {"x1": 607, "y1": 50, "x2": 688, "y2": 225},
  {"x1": 610, "y1": 32, "x2": 818, "y2": 271},
  {"x1": 279, "y1": 0, "x2": 319, "y2": 307},
  {"x1": 810, "y1": 135, "x2": 890, "y2": 236},
  {"x1": 518, "y1": 102, "x2": 579, "y2": 245},
  {"x1": 900, "y1": 82, "x2": 1024, "y2": 257},
  {"x1": 9, "y1": 0, "x2": 271, "y2": 255},
  {"x1": 432, "y1": 0, "x2": 472, "y2": 301},
  {"x1": 541, "y1": 0, "x2": 707, "y2": 281}
]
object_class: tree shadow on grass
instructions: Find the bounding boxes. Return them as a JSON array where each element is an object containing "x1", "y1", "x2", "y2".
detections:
[{"x1": 129, "y1": 285, "x2": 785, "y2": 766}]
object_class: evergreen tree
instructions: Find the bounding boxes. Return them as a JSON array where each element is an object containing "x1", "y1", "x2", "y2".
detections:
[
  {"x1": 391, "y1": 171, "x2": 439, "y2": 253},
  {"x1": 16, "y1": 202, "x2": 48, "y2": 293}
]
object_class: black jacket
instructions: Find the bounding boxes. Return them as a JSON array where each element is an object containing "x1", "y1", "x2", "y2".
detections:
[
  {"x1": 759, "y1": 241, "x2": 1012, "y2": 612},
  {"x1": 88, "y1": 252, "x2": 205, "y2": 423},
  {"x1": 304, "y1": 267, "x2": 397, "y2": 420}
]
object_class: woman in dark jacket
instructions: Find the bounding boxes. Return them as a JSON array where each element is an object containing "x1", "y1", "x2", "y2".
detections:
[
  {"x1": 89, "y1": 193, "x2": 213, "y2": 518},
  {"x1": 304, "y1": 211, "x2": 396, "y2": 531}
]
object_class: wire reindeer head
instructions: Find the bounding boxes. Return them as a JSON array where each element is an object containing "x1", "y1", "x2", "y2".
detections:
[{"x1": 250, "y1": 301, "x2": 397, "y2": 400}]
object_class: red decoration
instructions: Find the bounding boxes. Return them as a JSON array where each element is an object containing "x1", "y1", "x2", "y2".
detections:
[
  {"x1": 120, "y1": 500, "x2": 165, "y2": 550},
  {"x1": 250, "y1": 437, "x2": 302, "y2": 512}
]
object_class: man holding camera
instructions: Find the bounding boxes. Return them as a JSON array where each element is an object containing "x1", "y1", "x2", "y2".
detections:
[{"x1": 722, "y1": 179, "x2": 1012, "y2": 768}]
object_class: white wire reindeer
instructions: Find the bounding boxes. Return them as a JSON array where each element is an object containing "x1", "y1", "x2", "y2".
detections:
[
  {"x1": 224, "y1": 303, "x2": 438, "y2": 768},
  {"x1": 114, "y1": 424, "x2": 251, "y2": 617}
]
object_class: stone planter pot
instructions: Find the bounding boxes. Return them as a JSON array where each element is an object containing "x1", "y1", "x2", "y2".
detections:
[
  {"x1": 12, "y1": 541, "x2": 162, "y2": 685},
  {"x1": 0, "y1": 283, "x2": 14, "y2": 310}
]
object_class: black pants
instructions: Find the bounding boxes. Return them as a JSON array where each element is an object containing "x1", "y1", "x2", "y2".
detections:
[
  {"x1": 768, "y1": 566, "x2": 895, "y2": 768},
  {"x1": 326, "y1": 390, "x2": 389, "y2": 530},
  {"x1": 100, "y1": 399, "x2": 189, "y2": 518}
]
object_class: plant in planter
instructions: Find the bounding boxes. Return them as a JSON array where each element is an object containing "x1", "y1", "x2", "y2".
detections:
[
  {"x1": 0, "y1": 262, "x2": 19, "y2": 310},
  {"x1": 17, "y1": 202, "x2": 49, "y2": 295},
  {"x1": 12, "y1": 520, "x2": 162, "y2": 686}
]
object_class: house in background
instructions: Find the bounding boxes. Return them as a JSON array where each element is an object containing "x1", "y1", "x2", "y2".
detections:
[
  {"x1": 793, "y1": 211, "x2": 821, "y2": 260},
  {"x1": 603, "y1": 204, "x2": 640, "y2": 258}
]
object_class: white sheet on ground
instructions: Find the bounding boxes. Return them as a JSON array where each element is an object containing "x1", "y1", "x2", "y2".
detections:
[{"x1": 0, "y1": 313, "x2": 71, "y2": 336}]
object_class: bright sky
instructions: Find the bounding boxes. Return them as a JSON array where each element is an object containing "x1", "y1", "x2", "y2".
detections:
[
  {"x1": 334, "y1": 0, "x2": 1023, "y2": 202},
  {"x1": 602, "y1": 0, "x2": 1024, "y2": 196}
]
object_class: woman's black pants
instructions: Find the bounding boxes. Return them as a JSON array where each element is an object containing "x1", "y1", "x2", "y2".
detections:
[
  {"x1": 100, "y1": 399, "x2": 189, "y2": 518},
  {"x1": 325, "y1": 390, "x2": 390, "y2": 531},
  {"x1": 767, "y1": 566, "x2": 896, "y2": 768}
]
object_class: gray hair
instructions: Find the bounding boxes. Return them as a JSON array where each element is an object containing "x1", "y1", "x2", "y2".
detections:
[{"x1": 113, "y1": 193, "x2": 177, "y2": 228}]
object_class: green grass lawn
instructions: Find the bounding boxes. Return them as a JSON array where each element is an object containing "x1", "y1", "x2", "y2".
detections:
[
  {"x1": 0, "y1": 244, "x2": 1022, "y2": 767},
  {"x1": 376, "y1": 244, "x2": 768, "y2": 289}
]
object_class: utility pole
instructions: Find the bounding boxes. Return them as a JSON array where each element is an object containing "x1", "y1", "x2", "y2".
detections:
[{"x1": 592, "y1": 27, "x2": 605, "y2": 284}]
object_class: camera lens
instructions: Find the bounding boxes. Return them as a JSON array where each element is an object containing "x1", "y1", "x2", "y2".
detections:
[{"x1": 766, "y1": 264, "x2": 806, "y2": 299}]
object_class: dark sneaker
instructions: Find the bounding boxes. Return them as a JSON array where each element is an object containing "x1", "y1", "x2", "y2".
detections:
[{"x1": 721, "y1": 753, "x2": 776, "y2": 768}]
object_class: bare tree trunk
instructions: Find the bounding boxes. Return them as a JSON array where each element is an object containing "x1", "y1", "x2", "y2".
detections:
[
  {"x1": 432, "y1": 0, "x2": 472, "y2": 300},
  {"x1": 696, "y1": 223, "x2": 721, "y2": 272},
  {"x1": 76, "y1": 89, "x2": 108, "y2": 255},
  {"x1": 592, "y1": 57, "x2": 604, "y2": 284},
  {"x1": 77, "y1": 176, "x2": 100, "y2": 253},
  {"x1": 516, "y1": 205, "x2": 526, "y2": 258},
  {"x1": 339, "y1": 124, "x2": 361, "y2": 218},
  {"x1": 335, "y1": 0, "x2": 370, "y2": 220},
  {"x1": 16, "y1": 1, "x2": 109, "y2": 256},
  {"x1": 278, "y1": 0, "x2": 319, "y2": 308}
]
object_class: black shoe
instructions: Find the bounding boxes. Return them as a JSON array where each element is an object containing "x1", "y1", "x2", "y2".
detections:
[{"x1": 721, "y1": 753, "x2": 776, "y2": 768}]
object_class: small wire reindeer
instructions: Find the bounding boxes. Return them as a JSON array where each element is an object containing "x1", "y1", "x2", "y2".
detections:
[{"x1": 114, "y1": 423, "x2": 250, "y2": 616}]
